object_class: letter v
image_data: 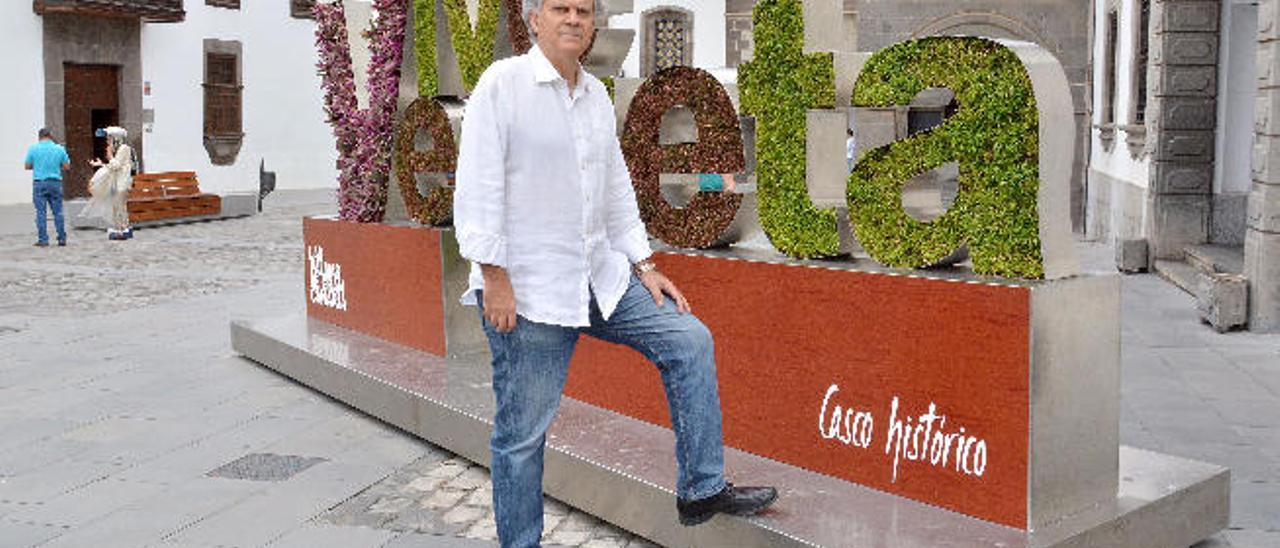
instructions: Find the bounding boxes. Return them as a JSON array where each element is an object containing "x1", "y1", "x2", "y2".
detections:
[{"x1": 314, "y1": 0, "x2": 409, "y2": 222}]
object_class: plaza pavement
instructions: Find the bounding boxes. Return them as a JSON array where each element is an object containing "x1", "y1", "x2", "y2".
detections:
[{"x1": 0, "y1": 189, "x2": 1276, "y2": 547}]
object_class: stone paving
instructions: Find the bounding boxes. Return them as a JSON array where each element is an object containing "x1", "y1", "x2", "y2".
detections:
[
  {"x1": 0, "y1": 191, "x2": 632, "y2": 547},
  {"x1": 0, "y1": 190, "x2": 1277, "y2": 547},
  {"x1": 317, "y1": 454, "x2": 656, "y2": 548}
]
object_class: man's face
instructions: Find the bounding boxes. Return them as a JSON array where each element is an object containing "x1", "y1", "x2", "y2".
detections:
[{"x1": 530, "y1": 0, "x2": 595, "y2": 60}]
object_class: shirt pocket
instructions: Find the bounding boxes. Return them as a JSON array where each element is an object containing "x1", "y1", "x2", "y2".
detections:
[{"x1": 580, "y1": 111, "x2": 610, "y2": 168}]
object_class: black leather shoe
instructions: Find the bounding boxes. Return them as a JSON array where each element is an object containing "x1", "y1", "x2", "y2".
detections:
[{"x1": 676, "y1": 483, "x2": 778, "y2": 526}]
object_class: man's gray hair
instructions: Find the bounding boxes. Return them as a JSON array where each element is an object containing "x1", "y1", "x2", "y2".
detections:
[{"x1": 521, "y1": 0, "x2": 603, "y2": 33}]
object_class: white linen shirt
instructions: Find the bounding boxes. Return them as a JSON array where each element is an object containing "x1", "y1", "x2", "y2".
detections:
[{"x1": 454, "y1": 45, "x2": 652, "y2": 327}]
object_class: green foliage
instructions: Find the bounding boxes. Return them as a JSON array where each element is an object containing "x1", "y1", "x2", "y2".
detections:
[
  {"x1": 414, "y1": 0, "x2": 501, "y2": 96},
  {"x1": 849, "y1": 37, "x2": 1044, "y2": 279},
  {"x1": 738, "y1": 0, "x2": 839, "y2": 259},
  {"x1": 444, "y1": 0, "x2": 501, "y2": 91},
  {"x1": 414, "y1": 0, "x2": 438, "y2": 97}
]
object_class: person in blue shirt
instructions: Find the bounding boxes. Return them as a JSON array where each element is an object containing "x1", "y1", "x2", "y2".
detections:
[{"x1": 23, "y1": 128, "x2": 71, "y2": 247}]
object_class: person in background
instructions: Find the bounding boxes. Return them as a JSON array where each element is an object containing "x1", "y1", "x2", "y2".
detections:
[
  {"x1": 85, "y1": 127, "x2": 135, "y2": 240},
  {"x1": 24, "y1": 128, "x2": 71, "y2": 247},
  {"x1": 846, "y1": 127, "x2": 856, "y2": 173}
]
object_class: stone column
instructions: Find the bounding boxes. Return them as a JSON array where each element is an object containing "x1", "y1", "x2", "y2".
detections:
[
  {"x1": 1248, "y1": 0, "x2": 1280, "y2": 331},
  {"x1": 1146, "y1": 0, "x2": 1221, "y2": 259}
]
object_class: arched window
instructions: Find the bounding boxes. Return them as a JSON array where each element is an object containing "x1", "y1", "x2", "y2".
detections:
[{"x1": 642, "y1": 8, "x2": 693, "y2": 77}]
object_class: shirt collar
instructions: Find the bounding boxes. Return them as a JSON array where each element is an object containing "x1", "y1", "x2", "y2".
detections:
[{"x1": 530, "y1": 43, "x2": 592, "y2": 96}]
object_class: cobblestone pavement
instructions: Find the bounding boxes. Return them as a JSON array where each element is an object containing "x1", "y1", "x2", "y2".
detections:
[
  {"x1": 0, "y1": 191, "x2": 1277, "y2": 547},
  {"x1": 317, "y1": 453, "x2": 656, "y2": 548}
]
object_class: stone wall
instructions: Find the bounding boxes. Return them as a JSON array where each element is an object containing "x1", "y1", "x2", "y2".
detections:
[{"x1": 1144, "y1": 0, "x2": 1221, "y2": 259}]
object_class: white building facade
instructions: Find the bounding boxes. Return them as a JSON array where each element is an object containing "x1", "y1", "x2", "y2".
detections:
[
  {"x1": 2, "y1": 0, "x2": 336, "y2": 205},
  {"x1": 1088, "y1": 0, "x2": 1257, "y2": 249},
  {"x1": 1087, "y1": 0, "x2": 1280, "y2": 331},
  {"x1": 140, "y1": 1, "x2": 337, "y2": 197}
]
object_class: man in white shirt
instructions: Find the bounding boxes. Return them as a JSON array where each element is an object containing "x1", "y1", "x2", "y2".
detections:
[{"x1": 453, "y1": 1, "x2": 776, "y2": 545}]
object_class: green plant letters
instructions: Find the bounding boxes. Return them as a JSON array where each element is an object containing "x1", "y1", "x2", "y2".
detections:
[
  {"x1": 850, "y1": 37, "x2": 1044, "y2": 278},
  {"x1": 386, "y1": 0, "x2": 1056, "y2": 279}
]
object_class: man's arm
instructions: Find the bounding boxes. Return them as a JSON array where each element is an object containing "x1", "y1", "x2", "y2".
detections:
[
  {"x1": 454, "y1": 68, "x2": 516, "y2": 330},
  {"x1": 23, "y1": 149, "x2": 32, "y2": 171}
]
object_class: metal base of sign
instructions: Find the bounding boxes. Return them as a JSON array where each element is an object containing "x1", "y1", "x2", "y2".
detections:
[{"x1": 231, "y1": 314, "x2": 1229, "y2": 548}]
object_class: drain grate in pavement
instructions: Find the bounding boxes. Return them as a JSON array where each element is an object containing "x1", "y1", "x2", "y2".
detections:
[{"x1": 206, "y1": 453, "x2": 327, "y2": 482}]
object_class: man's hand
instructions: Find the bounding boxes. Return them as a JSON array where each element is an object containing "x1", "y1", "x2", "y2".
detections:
[
  {"x1": 481, "y1": 264, "x2": 517, "y2": 333},
  {"x1": 639, "y1": 270, "x2": 690, "y2": 314}
]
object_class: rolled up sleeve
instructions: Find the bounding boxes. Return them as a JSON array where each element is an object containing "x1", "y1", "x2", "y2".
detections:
[
  {"x1": 604, "y1": 133, "x2": 651, "y2": 265},
  {"x1": 453, "y1": 71, "x2": 510, "y2": 267}
]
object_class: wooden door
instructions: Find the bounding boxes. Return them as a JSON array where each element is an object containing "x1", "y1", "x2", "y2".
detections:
[{"x1": 63, "y1": 64, "x2": 119, "y2": 198}]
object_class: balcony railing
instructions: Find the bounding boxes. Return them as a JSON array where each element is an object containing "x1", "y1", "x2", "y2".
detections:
[{"x1": 33, "y1": 0, "x2": 185, "y2": 23}]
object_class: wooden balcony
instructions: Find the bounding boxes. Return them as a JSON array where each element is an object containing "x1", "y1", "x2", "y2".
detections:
[{"x1": 33, "y1": 0, "x2": 185, "y2": 23}]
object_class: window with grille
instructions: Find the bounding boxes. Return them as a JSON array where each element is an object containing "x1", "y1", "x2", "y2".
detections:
[
  {"x1": 654, "y1": 18, "x2": 686, "y2": 72},
  {"x1": 291, "y1": 0, "x2": 315, "y2": 19},
  {"x1": 202, "y1": 40, "x2": 244, "y2": 165},
  {"x1": 204, "y1": 53, "x2": 242, "y2": 137},
  {"x1": 642, "y1": 9, "x2": 692, "y2": 77},
  {"x1": 206, "y1": 0, "x2": 241, "y2": 9}
]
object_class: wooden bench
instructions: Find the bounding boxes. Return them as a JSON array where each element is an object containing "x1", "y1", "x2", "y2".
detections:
[{"x1": 127, "y1": 171, "x2": 222, "y2": 223}]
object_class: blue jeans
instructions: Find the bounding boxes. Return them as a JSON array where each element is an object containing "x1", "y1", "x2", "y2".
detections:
[
  {"x1": 32, "y1": 180, "x2": 66, "y2": 244},
  {"x1": 479, "y1": 275, "x2": 726, "y2": 548}
]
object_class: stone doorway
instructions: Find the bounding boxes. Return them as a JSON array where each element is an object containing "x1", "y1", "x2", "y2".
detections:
[{"x1": 63, "y1": 63, "x2": 119, "y2": 198}]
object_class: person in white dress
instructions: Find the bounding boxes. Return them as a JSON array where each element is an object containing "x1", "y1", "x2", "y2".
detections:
[{"x1": 82, "y1": 126, "x2": 135, "y2": 240}]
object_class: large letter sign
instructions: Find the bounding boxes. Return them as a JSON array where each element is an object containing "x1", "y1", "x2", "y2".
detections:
[
  {"x1": 294, "y1": 2, "x2": 1230, "y2": 543},
  {"x1": 316, "y1": 0, "x2": 1077, "y2": 278},
  {"x1": 850, "y1": 38, "x2": 1044, "y2": 278}
]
